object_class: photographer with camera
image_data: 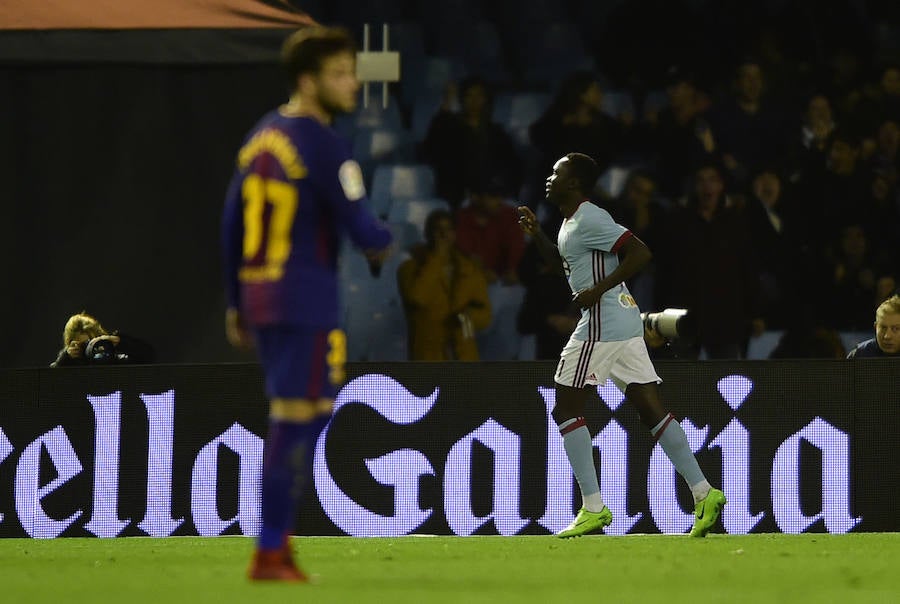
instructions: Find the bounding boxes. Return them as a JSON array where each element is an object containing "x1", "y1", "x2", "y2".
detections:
[
  {"x1": 641, "y1": 308, "x2": 696, "y2": 359},
  {"x1": 50, "y1": 312, "x2": 155, "y2": 367}
]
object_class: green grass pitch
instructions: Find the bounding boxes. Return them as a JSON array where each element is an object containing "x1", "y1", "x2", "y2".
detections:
[{"x1": 2, "y1": 534, "x2": 898, "y2": 603}]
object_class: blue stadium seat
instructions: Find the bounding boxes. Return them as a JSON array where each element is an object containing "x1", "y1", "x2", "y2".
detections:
[
  {"x1": 746, "y1": 330, "x2": 785, "y2": 360},
  {"x1": 352, "y1": 128, "x2": 414, "y2": 184},
  {"x1": 516, "y1": 334, "x2": 536, "y2": 361},
  {"x1": 366, "y1": 295, "x2": 408, "y2": 361},
  {"x1": 435, "y1": 20, "x2": 510, "y2": 84},
  {"x1": 492, "y1": 92, "x2": 550, "y2": 149},
  {"x1": 370, "y1": 164, "x2": 437, "y2": 217},
  {"x1": 339, "y1": 248, "x2": 408, "y2": 361},
  {"x1": 333, "y1": 90, "x2": 404, "y2": 138},
  {"x1": 597, "y1": 165, "x2": 631, "y2": 198},
  {"x1": 401, "y1": 56, "x2": 462, "y2": 109},
  {"x1": 417, "y1": 0, "x2": 485, "y2": 49},
  {"x1": 643, "y1": 89, "x2": 669, "y2": 121},
  {"x1": 477, "y1": 283, "x2": 526, "y2": 360},
  {"x1": 841, "y1": 331, "x2": 873, "y2": 355},
  {"x1": 601, "y1": 90, "x2": 636, "y2": 119},
  {"x1": 387, "y1": 221, "x2": 421, "y2": 253},
  {"x1": 516, "y1": 22, "x2": 593, "y2": 87},
  {"x1": 387, "y1": 197, "x2": 450, "y2": 237},
  {"x1": 410, "y1": 91, "x2": 444, "y2": 143}
]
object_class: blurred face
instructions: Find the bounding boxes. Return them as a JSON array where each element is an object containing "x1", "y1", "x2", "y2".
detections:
[
  {"x1": 871, "y1": 175, "x2": 892, "y2": 201},
  {"x1": 581, "y1": 82, "x2": 603, "y2": 110},
  {"x1": 736, "y1": 64, "x2": 763, "y2": 103},
  {"x1": 828, "y1": 140, "x2": 858, "y2": 175},
  {"x1": 694, "y1": 167, "x2": 724, "y2": 211},
  {"x1": 875, "y1": 311, "x2": 900, "y2": 354},
  {"x1": 311, "y1": 52, "x2": 359, "y2": 116},
  {"x1": 840, "y1": 225, "x2": 866, "y2": 258},
  {"x1": 667, "y1": 81, "x2": 694, "y2": 108},
  {"x1": 430, "y1": 217, "x2": 456, "y2": 248},
  {"x1": 626, "y1": 175, "x2": 655, "y2": 206},
  {"x1": 806, "y1": 95, "x2": 832, "y2": 125},
  {"x1": 877, "y1": 120, "x2": 899, "y2": 155},
  {"x1": 752, "y1": 171, "x2": 781, "y2": 208},
  {"x1": 472, "y1": 192, "x2": 503, "y2": 214},
  {"x1": 881, "y1": 67, "x2": 900, "y2": 97},
  {"x1": 461, "y1": 84, "x2": 488, "y2": 118}
]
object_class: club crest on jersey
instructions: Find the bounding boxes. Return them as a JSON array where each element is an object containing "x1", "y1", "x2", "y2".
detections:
[
  {"x1": 339, "y1": 160, "x2": 366, "y2": 201},
  {"x1": 618, "y1": 292, "x2": 637, "y2": 308}
]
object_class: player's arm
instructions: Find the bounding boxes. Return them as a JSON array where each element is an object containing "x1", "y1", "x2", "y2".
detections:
[
  {"x1": 221, "y1": 171, "x2": 252, "y2": 349},
  {"x1": 573, "y1": 235, "x2": 652, "y2": 309},
  {"x1": 318, "y1": 151, "x2": 392, "y2": 255},
  {"x1": 517, "y1": 206, "x2": 565, "y2": 277}
]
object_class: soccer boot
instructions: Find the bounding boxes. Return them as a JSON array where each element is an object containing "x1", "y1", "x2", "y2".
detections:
[
  {"x1": 248, "y1": 543, "x2": 308, "y2": 582},
  {"x1": 556, "y1": 506, "x2": 613, "y2": 538},
  {"x1": 689, "y1": 488, "x2": 727, "y2": 538}
]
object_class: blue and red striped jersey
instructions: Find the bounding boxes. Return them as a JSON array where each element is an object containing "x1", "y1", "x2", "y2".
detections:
[{"x1": 222, "y1": 109, "x2": 392, "y2": 327}]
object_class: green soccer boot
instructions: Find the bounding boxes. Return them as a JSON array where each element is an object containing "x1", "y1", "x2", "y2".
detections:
[
  {"x1": 689, "y1": 488, "x2": 726, "y2": 537},
  {"x1": 556, "y1": 506, "x2": 613, "y2": 538}
]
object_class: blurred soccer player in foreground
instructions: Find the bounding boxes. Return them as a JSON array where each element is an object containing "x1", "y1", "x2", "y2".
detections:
[
  {"x1": 222, "y1": 26, "x2": 392, "y2": 581},
  {"x1": 518, "y1": 153, "x2": 725, "y2": 538}
]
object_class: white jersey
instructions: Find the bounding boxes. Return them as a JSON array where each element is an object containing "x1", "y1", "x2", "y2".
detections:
[{"x1": 557, "y1": 202, "x2": 643, "y2": 342}]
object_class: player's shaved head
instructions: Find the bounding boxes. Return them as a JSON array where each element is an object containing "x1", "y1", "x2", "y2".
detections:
[
  {"x1": 282, "y1": 26, "x2": 356, "y2": 92},
  {"x1": 564, "y1": 152, "x2": 600, "y2": 195}
]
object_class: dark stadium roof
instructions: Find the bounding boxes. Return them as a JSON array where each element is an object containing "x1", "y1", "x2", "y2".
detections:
[{"x1": 0, "y1": 0, "x2": 317, "y2": 63}]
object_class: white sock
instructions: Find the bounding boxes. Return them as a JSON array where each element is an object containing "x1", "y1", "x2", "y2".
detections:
[
  {"x1": 558, "y1": 417, "x2": 605, "y2": 512},
  {"x1": 651, "y1": 414, "x2": 711, "y2": 503}
]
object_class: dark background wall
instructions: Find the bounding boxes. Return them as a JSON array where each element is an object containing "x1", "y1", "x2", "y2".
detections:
[{"x1": 0, "y1": 62, "x2": 289, "y2": 367}]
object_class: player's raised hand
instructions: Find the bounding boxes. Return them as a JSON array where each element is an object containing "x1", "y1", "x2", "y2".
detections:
[{"x1": 517, "y1": 206, "x2": 538, "y2": 235}]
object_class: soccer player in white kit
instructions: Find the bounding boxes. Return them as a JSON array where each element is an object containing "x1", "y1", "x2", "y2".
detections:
[{"x1": 518, "y1": 153, "x2": 726, "y2": 538}]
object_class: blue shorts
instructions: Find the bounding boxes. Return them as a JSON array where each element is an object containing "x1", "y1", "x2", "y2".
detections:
[{"x1": 253, "y1": 325, "x2": 346, "y2": 399}]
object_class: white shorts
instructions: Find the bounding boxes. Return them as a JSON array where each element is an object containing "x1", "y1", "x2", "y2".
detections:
[{"x1": 554, "y1": 336, "x2": 661, "y2": 391}]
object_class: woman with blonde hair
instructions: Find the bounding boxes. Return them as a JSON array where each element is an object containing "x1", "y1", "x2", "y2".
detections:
[{"x1": 51, "y1": 312, "x2": 154, "y2": 366}]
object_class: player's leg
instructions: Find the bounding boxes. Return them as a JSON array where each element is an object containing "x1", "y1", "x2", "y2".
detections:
[
  {"x1": 611, "y1": 337, "x2": 726, "y2": 536},
  {"x1": 249, "y1": 326, "x2": 342, "y2": 580},
  {"x1": 553, "y1": 339, "x2": 613, "y2": 537}
]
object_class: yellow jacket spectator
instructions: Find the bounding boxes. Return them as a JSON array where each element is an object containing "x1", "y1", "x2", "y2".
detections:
[{"x1": 398, "y1": 210, "x2": 491, "y2": 360}]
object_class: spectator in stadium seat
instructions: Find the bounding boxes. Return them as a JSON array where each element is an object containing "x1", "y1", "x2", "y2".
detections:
[
  {"x1": 826, "y1": 224, "x2": 884, "y2": 331},
  {"x1": 398, "y1": 209, "x2": 491, "y2": 360},
  {"x1": 794, "y1": 128, "x2": 870, "y2": 252},
  {"x1": 455, "y1": 173, "x2": 526, "y2": 285},
  {"x1": 785, "y1": 93, "x2": 836, "y2": 182},
  {"x1": 847, "y1": 294, "x2": 900, "y2": 358},
  {"x1": 606, "y1": 170, "x2": 665, "y2": 310},
  {"x1": 654, "y1": 162, "x2": 761, "y2": 358},
  {"x1": 743, "y1": 167, "x2": 799, "y2": 329},
  {"x1": 50, "y1": 312, "x2": 155, "y2": 367},
  {"x1": 707, "y1": 58, "x2": 786, "y2": 187},
  {"x1": 422, "y1": 77, "x2": 521, "y2": 208},
  {"x1": 530, "y1": 70, "x2": 627, "y2": 181},
  {"x1": 646, "y1": 66, "x2": 717, "y2": 200}
]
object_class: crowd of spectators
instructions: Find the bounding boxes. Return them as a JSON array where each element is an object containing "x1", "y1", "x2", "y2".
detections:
[{"x1": 337, "y1": 2, "x2": 900, "y2": 360}]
